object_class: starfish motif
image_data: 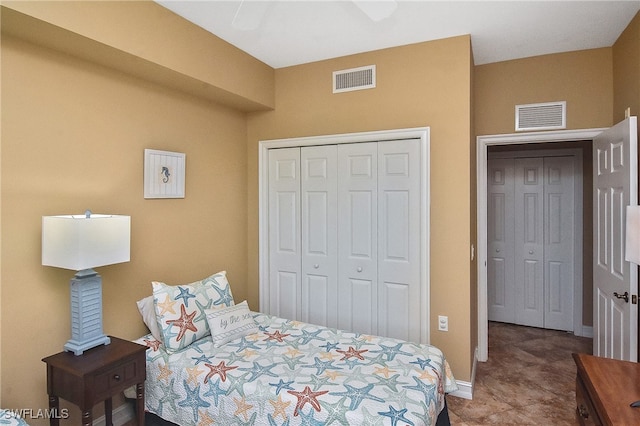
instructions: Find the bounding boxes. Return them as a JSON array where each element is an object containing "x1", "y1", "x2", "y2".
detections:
[
  {"x1": 295, "y1": 329, "x2": 324, "y2": 345},
  {"x1": 287, "y1": 386, "x2": 329, "y2": 416},
  {"x1": 269, "y1": 395, "x2": 291, "y2": 420},
  {"x1": 233, "y1": 396, "x2": 254, "y2": 421},
  {"x1": 268, "y1": 413, "x2": 291, "y2": 426},
  {"x1": 403, "y1": 376, "x2": 438, "y2": 407},
  {"x1": 319, "y1": 396, "x2": 351, "y2": 425},
  {"x1": 156, "y1": 294, "x2": 177, "y2": 316},
  {"x1": 319, "y1": 341, "x2": 339, "y2": 352},
  {"x1": 228, "y1": 336, "x2": 261, "y2": 352},
  {"x1": 297, "y1": 407, "x2": 325, "y2": 426},
  {"x1": 238, "y1": 361, "x2": 278, "y2": 382},
  {"x1": 157, "y1": 378, "x2": 180, "y2": 415},
  {"x1": 300, "y1": 374, "x2": 339, "y2": 391},
  {"x1": 370, "y1": 373, "x2": 403, "y2": 392},
  {"x1": 165, "y1": 304, "x2": 197, "y2": 342},
  {"x1": 270, "y1": 379, "x2": 295, "y2": 395},
  {"x1": 185, "y1": 366, "x2": 204, "y2": 385},
  {"x1": 284, "y1": 347, "x2": 303, "y2": 357},
  {"x1": 157, "y1": 363, "x2": 173, "y2": 383},
  {"x1": 330, "y1": 383, "x2": 385, "y2": 410},
  {"x1": 264, "y1": 330, "x2": 290, "y2": 342},
  {"x1": 370, "y1": 342, "x2": 412, "y2": 361},
  {"x1": 143, "y1": 338, "x2": 161, "y2": 351},
  {"x1": 193, "y1": 298, "x2": 214, "y2": 324},
  {"x1": 204, "y1": 361, "x2": 238, "y2": 383},
  {"x1": 374, "y1": 365, "x2": 397, "y2": 378},
  {"x1": 202, "y1": 377, "x2": 226, "y2": 406},
  {"x1": 174, "y1": 286, "x2": 196, "y2": 306},
  {"x1": 409, "y1": 357, "x2": 433, "y2": 370},
  {"x1": 178, "y1": 380, "x2": 211, "y2": 422},
  {"x1": 308, "y1": 356, "x2": 341, "y2": 376},
  {"x1": 212, "y1": 283, "x2": 234, "y2": 306},
  {"x1": 323, "y1": 370, "x2": 343, "y2": 380},
  {"x1": 192, "y1": 354, "x2": 213, "y2": 365},
  {"x1": 198, "y1": 411, "x2": 215, "y2": 426},
  {"x1": 377, "y1": 405, "x2": 415, "y2": 426},
  {"x1": 225, "y1": 372, "x2": 250, "y2": 397},
  {"x1": 336, "y1": 346, "x2": 368, "y2": 360}
]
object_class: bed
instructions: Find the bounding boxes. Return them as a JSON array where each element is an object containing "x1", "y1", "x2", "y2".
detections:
[
  {"x1": 0, "y1": 410, "x2": 29, "y2": 426},
  {"x1": 133, "y1": 271, "x2": 457, "y2": 425}
]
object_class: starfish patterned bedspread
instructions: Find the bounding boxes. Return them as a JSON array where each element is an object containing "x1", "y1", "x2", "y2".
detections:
[{"x1": 135, "y1": 312, "x2": 457, "y2": 426}]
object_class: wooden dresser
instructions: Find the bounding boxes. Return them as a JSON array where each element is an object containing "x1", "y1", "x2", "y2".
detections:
[{"x1": 573, "y1": 353, "x2": 640, "y2": 425}]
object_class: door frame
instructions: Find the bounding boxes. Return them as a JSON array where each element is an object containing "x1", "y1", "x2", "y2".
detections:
[
  {"x1": 477, "y1": 128, "x2": 606, "y2": 362},
  {"x1": 259, "y1": 127, "x2": 431, "y2": 343},
  {"x1": 487, "y1": 148, "x2": 583, "y2": 331}
]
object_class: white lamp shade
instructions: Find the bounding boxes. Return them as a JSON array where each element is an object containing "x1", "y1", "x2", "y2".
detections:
[
  {"x1": 42, "y1": 214, "x2": 130, "y2": 271},
  {"x1": 626, "y1": 206, "x2": 640, "y2": 265}
]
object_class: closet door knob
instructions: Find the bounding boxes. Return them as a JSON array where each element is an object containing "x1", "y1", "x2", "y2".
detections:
[
  {"x1": 495, "y1": 248, "x2": 500, "y2": 253},
  {"x1": 357, "y1": 267, "x2": 363, "y2": 272},
  {"x1": 529, "y1": 250, "x2": 534, "y2": 254},
  {"x1": 313, "y1": 264, "x2": 319, "y2": 269}
]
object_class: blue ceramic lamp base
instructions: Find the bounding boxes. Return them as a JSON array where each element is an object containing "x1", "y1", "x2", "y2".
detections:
[{"x1": 64, "y1": 269, "x2": 111, "y2": 355}]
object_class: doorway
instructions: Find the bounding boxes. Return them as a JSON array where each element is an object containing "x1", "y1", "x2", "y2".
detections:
[
  {"x1": 487, "y1": 147, "x2": 583, "y2": 332},
  {"x1": 477, "y1": 128, "x2": 605, "y2": 362}
]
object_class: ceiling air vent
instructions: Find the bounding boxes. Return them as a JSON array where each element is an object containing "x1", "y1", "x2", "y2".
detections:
[
  {"x1": 333, "y1": 65, "x2": 376, "y2": 93},
  {"x1": 515, "y1": 101, "x2": 566, "y2": 131}
]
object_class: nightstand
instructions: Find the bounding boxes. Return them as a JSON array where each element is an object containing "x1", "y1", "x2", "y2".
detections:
[
  {"x1": 573, "y1": 353, "x2": 640, "y2": 425},
  {"x1": 42, "y1": 336, "x2": 146, "y2": 426}
]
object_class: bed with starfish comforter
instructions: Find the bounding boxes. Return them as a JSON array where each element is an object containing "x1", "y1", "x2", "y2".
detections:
[{"x1": 135, "y1": 311, "x2": 457, "y2": 425}]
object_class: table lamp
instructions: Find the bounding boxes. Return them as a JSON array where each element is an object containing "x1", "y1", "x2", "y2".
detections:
[
  {"x1": 626, "y1": 205, "x2": 640, "y2": 266},
  {"x1": 42, "y1": 211, "x2": 130, "y2": 355}
]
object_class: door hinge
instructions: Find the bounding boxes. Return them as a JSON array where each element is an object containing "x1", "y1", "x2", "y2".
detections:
[{"x1": 633, "y1": 295, "x2": 637, "y2": 305}]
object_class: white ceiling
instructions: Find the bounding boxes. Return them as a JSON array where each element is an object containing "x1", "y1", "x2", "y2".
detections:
[{"x1": 156, "y1": 1, "x2": 640, "y2": 69}]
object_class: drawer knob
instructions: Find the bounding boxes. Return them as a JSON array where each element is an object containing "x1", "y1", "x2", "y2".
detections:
[
  {"x1": 113, "y1": 374, "x2": 121, "y2": 381},
  {"x1": 578, "y1": 404, "x2": 589, "y2": 419}
]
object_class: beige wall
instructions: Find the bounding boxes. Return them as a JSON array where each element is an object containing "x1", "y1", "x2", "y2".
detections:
[
  {"x1": 613, "y1": 11, "x2": 640, "y2": 123},
  {"x1": 1, "y1": 34, "x2": 249, "y2": 423},
  {"x1": 246, "y1": 36, "x2": 475, "y2": 381},
  {"x1": 475, "y1": 48, "x2": 614, "y2": 136}
]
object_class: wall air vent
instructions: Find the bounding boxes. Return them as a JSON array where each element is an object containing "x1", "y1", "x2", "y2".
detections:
[
  {"x1": 333, "y1": 65, "x2": 376, "y2": 93},
  {"x1": 515, "y1": 101, "x2": 566, "y2": 131}
]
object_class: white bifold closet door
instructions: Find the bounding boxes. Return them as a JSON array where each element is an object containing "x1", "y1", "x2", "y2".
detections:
[
  {"x1": 268, "y1": 139, "x2": 421, "y2": 342},
  {"x1": 488, "y1": 155, "x2": 575, "y2": 331}
]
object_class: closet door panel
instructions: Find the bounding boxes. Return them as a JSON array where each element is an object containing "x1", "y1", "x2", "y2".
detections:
[
  {"x1": 337, "y1": 143, "x2": 378, "y2": 335},
  {"x1": 543, "y1": 156, "x2": 574, "y2": 331},
  {"x1": 487, "y1": 158, "x2": 516, "y2": 323},
  {"x1": 268, "y1": 148, "x2": 302, "y2": 320},
  {"x1": 301, "y1": 146, "x2": 338, "y2": 328},
  {"x1": 514, "y1": 158, "x2": 544, "y2": 328},
  {"x1": 378, "y1": 139, "x2": 421, "y2": 342}
]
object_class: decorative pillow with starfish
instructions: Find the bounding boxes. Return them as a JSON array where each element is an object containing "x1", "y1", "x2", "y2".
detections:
[{"x1": 152, "y1": 270, "x2": 235, "y2": 352}]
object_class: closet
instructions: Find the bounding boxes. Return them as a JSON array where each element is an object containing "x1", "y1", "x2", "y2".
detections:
[
  {"x1": 267, "y1": 139, "x2": 422, "y2": 342},
  {"x1": 487, "y1": 150, "x2": 581, "y2": 332}
]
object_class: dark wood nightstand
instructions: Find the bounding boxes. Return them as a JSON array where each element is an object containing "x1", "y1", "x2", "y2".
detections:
[
  {"x1": 573, "y1": 353, "x2": 640, "y2": 425},
  {"x1": 42, "y1": 336, "x2": 146, "y2": 426}
]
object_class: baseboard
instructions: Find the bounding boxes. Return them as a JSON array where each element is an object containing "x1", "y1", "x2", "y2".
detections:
[
  {"x1": 449, "y1": 346, "x2": 476, "y2": 400},
  {"x1": 580, "y1": 325, "x2": 593, "y2": 338},
  {"x1": 93, "y1": 402, "x2": 134, "y2": 426}
]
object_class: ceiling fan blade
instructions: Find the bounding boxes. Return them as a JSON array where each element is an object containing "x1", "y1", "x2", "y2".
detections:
[
  {"x1": 232, "y1": 0, "x2": 270, "y2": 31},
  {"x1": 353, "y1": 0, "x2": 398, "y2": 22}
]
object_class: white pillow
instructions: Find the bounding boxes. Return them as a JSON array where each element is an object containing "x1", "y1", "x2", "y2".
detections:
[
  {"x1": 136, "y1": 295, "x2": 163, "y2": 342},
  {"x1": 205, "y1": 300, "x2": 258, "y2": 347}
]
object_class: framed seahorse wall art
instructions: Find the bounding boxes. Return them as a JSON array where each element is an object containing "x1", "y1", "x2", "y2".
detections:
[{"x1": 144, "y1": 149, "x2": 186, "y2": 199}]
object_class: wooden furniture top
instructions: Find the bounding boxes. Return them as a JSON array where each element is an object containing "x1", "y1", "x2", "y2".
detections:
[{"x1": 573, "y1": 353, "x2": 640, "y2": 425}]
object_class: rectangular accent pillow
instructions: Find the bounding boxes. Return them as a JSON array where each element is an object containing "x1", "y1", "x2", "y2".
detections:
[
  {"x1": 136, "y1": 295, "x2": 163, "y2": 342},
  {"x1": 205, "y1": 300, "x2": 258, "y2": 347},
  {"x1": 153, "y1": 270, "x2": 235, "y2": 352}
]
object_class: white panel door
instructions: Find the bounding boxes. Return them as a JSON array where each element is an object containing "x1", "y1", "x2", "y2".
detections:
[
  {"x1": 593, "y1": 117, "x2": 638, "y2": 361},
  {"x1": 487, "y1": 158, "x2": 516, "y2": 323},
  {"x1": 377, "y1": 139, "x2": 421, "y2": 342},
  {"x1": 514, "y1": 158, "x2": 544, "y2": 328},
  {"x1": 543, "y1": 156, "x2": 575, "y2": 331},
  {"x1": 337, "y1": 142, "x2": 378, "y2": 335},
  {"x1": 301, "y1": 145, "x2": 338, "y2": 328},
  {"x1": 268, "y1": 148, "x2": 302, "y2": 321}
]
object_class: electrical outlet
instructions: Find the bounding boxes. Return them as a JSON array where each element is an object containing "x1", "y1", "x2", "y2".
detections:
[{"x1": 438, "y1": 315, "x2": 448, "y2": 332}]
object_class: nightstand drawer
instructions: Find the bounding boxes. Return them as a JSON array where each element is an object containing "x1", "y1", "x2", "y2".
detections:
[{"x1": 94, "y1": 359, "x2": 142, "y2": 398}]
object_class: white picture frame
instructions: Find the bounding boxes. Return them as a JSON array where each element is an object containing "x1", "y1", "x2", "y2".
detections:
[{"x1": 144, "y1": 149, "x2": 186, "y2": 199}]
